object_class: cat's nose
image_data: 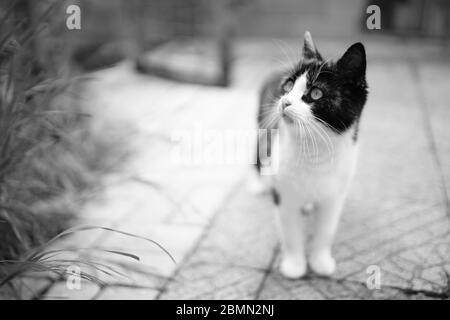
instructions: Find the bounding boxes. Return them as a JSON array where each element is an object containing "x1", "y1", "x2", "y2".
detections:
[{"x1": 281, "y1": 98, "x2": 292, "y2": 110}]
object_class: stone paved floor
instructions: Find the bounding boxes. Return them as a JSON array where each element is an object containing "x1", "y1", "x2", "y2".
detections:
[{"x1": 27, "y1": 37, "x2": 450, "y2": 300}]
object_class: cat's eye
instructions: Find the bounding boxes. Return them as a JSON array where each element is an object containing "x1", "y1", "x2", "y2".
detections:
[
  {"x1": 283, "y1": 80, "x2": 294, "y2": 92},
  {"x1": 310, "y1": 88, "x2": 323, "y2": 100}
]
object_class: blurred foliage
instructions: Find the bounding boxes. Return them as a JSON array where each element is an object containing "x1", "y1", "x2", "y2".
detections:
[{"x1": 0, "y1": 0, "x2": 124, "y2": 281}]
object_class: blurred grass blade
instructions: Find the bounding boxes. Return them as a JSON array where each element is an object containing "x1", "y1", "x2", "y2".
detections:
[{"x1": 28, "y1": 226, "x2": 177, "y2": 264}]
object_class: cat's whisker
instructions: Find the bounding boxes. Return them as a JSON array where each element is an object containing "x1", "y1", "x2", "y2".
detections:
[
  {"x1": 314, "y1": 115, "x2": 347, "y2": 141},
  {"x1": 299, "y1": 119, "x2": 312, "y2": 161},
  {"x1": 260, "y1": 98, "x2": 278, "y2": 106},
  {"x1": 294, "y1": 119, "x2": 306, "y2": 165},
  {"x1": 260, "y1": 107, "x2": 279, "y2": 122},
  {"x1": 259, "y1": 106, "x2": 279, "y2": 116},
  {"x1": 259, "y1": 104, "x2": 278, "y2": 117},
  {"x1": 297, "y1": 118, "x2": 312, "y2": 159},
  {"x1": 308, "y1": 119, "x2": 335, "y2": 160},
  {"x1": 260, "y1": 97, "x2": 279, "y2": 108},
  {"x1": 266, "y1": 115, "x2": 280, "y2": 130},
  {"x1": 313, "y1": 123, "x2": 334, "y2": 156},
  {"x1": 285, "y1": 42, "x2": 301, "y2": 69},
  {"x1": 259, "y1": 116, "x2": 276, "y2": 130},
  {"x1": 260, "y1": 102, "x2": 277, "y2": 108},
  {"x1": 260, "y1": 111, "x2": 281, "y2": 131},
  {"x1": 306, "y1": 121, "x2": 320, "y2": 162},
  {"x1": 297, "y1": 120, "x2": 305, "y2": 157},
  {"x1": 311, "y1": 115, "x2": 339, "y2": 134},
  {"x1": 299, "y1": 121, "x2": 307, "y2": 165},
  {"x1": 289, "y1": 110, "x2": 334, "y2": 162},
  {"x1": 273, "y1": 39, "x2": 297, "y2": 71},
  {"x1": 270, "y1": 55, "x2": 296, "y2": 73},
  {"x1": 311, "y1": 55, "x2": 338, "y2": 83},
  {"x1": 313, "y1": 59, "x2": 330, "y2": 80},
  {"x1": 308, "y1": 120, "x2": 321, "y2": 161},
  {"x1": 308, "y1": 122, "x2": 321, "y2": 162},
  {"x1": 271, "y1": 58, "x2": 296, "y2": 74}
]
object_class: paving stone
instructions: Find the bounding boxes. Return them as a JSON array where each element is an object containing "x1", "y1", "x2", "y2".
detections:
[
  {"x1": 261, "y1": 270, "x2": 441, "y2": 300},
  {"x1": 0, "y1": 287, "x2": 15, "y2": 300},
  {"x1": 43, "y1": 280, "x2": 100, "y2": 300},
  {"x1": 158, "y1": 189, "x2": 277, "y2": 299},
  {"x1": 159, "y1": 263, "x2": 266, "y2": 300},
  {"x1": 41, "y1": 63, "x2": 251, "y2": 298},
  {"x1": 96, "y1": 286, "x2": 159, "y2": 300},
  {"x1": 182, "y1": 191, "x2": 277, "y2": 270},
  {"x1": 80, "y1": 179, "x2": 173, "y2": 226},
  {"x1": 39, "y1": 40, "x2": 450, "y2": 300},
  {"x1": 8, "y1": 275, "x2": 54, "y2": 300},
  {"x1": 416, "y1": 63, "x2": 450, "y2": 196},
  {"x1": 258, "y1": 274, "x2": 326, "y2": 300},
  {"x1": 317, "y1": 62, "x2": 450, "y2": 295},
  {"x1": 223, "y1": 58, "x2": 450, "y2": 299}
]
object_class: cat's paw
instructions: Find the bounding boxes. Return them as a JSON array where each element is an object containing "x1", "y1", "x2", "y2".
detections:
[
  {"x1": 309, "y1": 251, "x2": 336, "y2": 276},
  {"x1": 279, "y1": 257, "x2": 307, "y2": 279}
]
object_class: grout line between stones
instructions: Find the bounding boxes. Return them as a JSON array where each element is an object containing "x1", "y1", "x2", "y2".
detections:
[
  {"x1": 408, "y1": 59, "x2": 450, "y2": 218},
  {"x1": 155, "y1": 176, "x2": 248, "y2": 300},
  {"x1": 254, "y1": 244, "x2": 280, "y2": 300}
]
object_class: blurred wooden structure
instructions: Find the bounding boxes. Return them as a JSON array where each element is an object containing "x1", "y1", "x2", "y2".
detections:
[
  {"x1": 130, "y1": 0, "x2": 233, "y2": 86},
  {"x1": 366, "y1": 0, "x2": 450, "y2": 39},
  {"x1": 1, "y1": 0, "x2": 234, "y2": 85},
  {"x1": 63, "y1": 0, "x2": 233, "y2": 86}
]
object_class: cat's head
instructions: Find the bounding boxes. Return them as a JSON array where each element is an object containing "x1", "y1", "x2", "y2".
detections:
[{"x1": 277, "y1": 31, "x2": 368, "y2": 135}]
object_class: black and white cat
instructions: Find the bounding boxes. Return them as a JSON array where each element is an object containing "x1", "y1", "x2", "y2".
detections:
[{"x1": 256, "y1": 32, "x2": 368, "y2": 279}]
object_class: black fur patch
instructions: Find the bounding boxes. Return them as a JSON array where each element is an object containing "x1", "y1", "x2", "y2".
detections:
[
  {"x1": 352, "y1": 118, "x2": 360, "y2": 142},
  {"x1": 285, "y1": 43, "x2": 367, "y2": 134},
  {"x1": 256, "y1": 38, "x2": 368, "y2": 174},
  {"x1": 257, "y1": 42, "x2": 368, "y2": 136},
  {"x1": 271, "y1": 188, "x2": 280, "y2": 205}
]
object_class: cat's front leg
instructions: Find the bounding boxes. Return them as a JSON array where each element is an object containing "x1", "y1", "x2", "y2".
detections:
[
  {"x1": 276, "y1": 190, "x2": 307, "y2": 279},
  {"x1": 309, "y1": 196, "x2": 346, "y2": 276}
]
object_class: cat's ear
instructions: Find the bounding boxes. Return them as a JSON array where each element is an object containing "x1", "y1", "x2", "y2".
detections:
[
  {"x1": 302, "y1": 31, "x2": 321, "y2": 60},
  {"x1": 337, "y1": 42, "x2": 366, "y2": 78}
]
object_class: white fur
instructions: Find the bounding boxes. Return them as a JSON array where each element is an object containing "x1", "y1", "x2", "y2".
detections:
[{"x1": 265, "y1": 73, "x2": 358, "y2": 278}]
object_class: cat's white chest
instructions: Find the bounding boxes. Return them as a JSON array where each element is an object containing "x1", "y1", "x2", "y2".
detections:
[{"x1": 273, "y1": 122, "x2": 358, "y2": 205}]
